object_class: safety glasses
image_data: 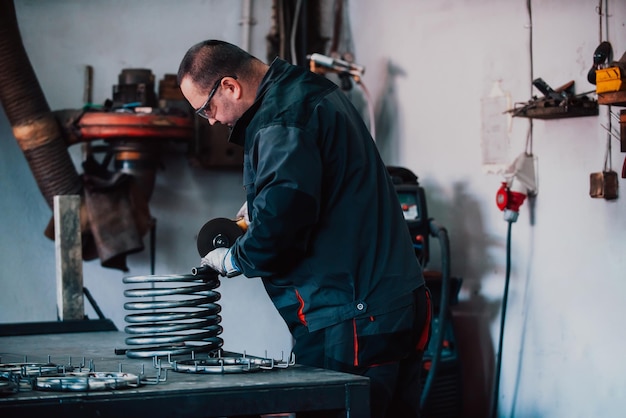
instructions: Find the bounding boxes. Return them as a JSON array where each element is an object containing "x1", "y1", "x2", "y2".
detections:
[{"x1": 195, "y1": 75, "x2": 237, "y2": 119}]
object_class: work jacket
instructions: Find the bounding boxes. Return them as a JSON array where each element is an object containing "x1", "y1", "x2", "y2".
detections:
[{"x1": 228, "y1": 58, "x2": 424, "y2": 343}]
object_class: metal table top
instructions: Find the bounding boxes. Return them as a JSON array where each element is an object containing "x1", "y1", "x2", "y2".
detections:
[{"x1": 0, "y1": 330, "x2": 370, "y2": 418}]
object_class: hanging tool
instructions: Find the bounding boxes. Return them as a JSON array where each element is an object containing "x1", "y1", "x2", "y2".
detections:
[
  {"x1": 587, "y1": 41, "x2": 613, "y2": 85},
  {"x1": 307, "y1": 53, "x2": 365, "y2": 80}
]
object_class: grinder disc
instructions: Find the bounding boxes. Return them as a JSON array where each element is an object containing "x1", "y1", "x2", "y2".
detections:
[{"x1": 197, "y1": 217, "x2": 244, "y2": 257}]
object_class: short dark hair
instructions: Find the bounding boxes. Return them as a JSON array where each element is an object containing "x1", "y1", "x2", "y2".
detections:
[{"x1": 177, "y1": 40, "x2": 256, "y2": 90}]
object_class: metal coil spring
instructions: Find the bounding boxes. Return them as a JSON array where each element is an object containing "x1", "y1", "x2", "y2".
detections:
[{"x1": 122, "y1": 269, "x2": 222, "y2": 359}]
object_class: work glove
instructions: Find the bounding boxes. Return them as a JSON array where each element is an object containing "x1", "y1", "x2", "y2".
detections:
[
  {"x1": 236, "y1": 201, "x2": 250, "y2": 226},
  {"x1": 200, "y1": 247, "x2": 241, "y2": 277}
]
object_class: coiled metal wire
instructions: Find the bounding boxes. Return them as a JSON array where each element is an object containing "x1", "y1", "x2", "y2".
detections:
[{"x1": 123, "y1": 270, "x2": 222, "y2": 359}]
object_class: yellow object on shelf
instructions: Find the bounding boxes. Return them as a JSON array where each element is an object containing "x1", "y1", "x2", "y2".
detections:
[{"x1": 596, "y1": 67, "x2": 625, "y2": 94}]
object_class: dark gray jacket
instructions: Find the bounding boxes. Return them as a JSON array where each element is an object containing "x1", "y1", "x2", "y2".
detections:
[{"x1": 229, "y1": 58, "x2": 424, "y2": 337}]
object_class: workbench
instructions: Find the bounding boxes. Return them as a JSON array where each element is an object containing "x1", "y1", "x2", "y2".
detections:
[{"x1": 0, "y1": 330, "x2": 370, "y2": 417}]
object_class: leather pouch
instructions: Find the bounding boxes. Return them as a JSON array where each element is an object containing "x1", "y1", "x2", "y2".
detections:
[{"x1": 590, "y1": 170, "x2": 618, "y2": 200}]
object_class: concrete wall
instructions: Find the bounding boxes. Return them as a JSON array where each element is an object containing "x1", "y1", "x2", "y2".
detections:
[{"x1": 1, "y1": 0, "x2": 626, "y2": 417}]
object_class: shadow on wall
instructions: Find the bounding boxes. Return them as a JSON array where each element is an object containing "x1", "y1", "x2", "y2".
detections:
[
  {"x1": 364, "y1": 54, "x2": 501, "y2": 413},
  {"x1": 374, "y1": 59, "x2": 405, "y2": 164},
  {"x1": 420, "y1": 178, "x2": 502, "y2": 418}
]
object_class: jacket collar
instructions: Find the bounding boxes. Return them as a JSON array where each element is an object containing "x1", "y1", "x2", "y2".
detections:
[{"x1": 228, "y1": 57, "x2": 289, "y2": 146}]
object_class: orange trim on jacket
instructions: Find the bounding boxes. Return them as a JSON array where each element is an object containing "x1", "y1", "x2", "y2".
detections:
[
  {"x1": 295, "y1": 289, "x2": 307, "y2": 326},
  {"x1": 416, "y1": 290, "x2": 432, "y2": 351}
]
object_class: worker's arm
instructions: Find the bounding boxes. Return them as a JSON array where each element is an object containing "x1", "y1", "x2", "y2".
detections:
[{"x1": 231, "y1": 124, "x2": 321, "y2": 278}]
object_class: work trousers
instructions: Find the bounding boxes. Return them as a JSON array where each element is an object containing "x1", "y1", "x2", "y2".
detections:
[
  {"x1": 294, "y1": 285, "x2": 431, "y2": 418},
  {"x1": 235, "y1": 286, "x2": 431, "y2": 418}
]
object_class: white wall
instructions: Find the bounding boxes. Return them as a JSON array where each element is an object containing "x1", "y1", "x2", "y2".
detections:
[
  {"x1": 2, "y1": 1, "x2": 626, "y2": 417},
  {"x1": 348, "y1": 0, "x2": 626, "y2": 417}
]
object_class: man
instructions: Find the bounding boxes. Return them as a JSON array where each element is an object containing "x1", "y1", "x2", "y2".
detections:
[{"x1": 178, "y1": 40, "x2": 431, "y2": 418}]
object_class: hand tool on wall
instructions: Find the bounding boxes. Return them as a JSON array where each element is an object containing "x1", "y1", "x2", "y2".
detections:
[{"x1": 587, "y1": 41, "x2": 613, "y2": 84}]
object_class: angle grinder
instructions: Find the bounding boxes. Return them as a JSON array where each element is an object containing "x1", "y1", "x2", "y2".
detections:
[{"x1": 196, "y1": 217, "x2": 248, "y2": 257}]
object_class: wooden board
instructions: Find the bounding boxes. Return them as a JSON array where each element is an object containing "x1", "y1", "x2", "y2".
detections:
[{"x1": 54, "y1": 195, "x2": 84, "y2": 321}]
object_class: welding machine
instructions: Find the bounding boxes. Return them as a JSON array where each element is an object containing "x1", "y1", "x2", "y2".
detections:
[
  {"x1": 388, "y1": 167, "x2": 431, "y2": 266},
  {"x1": 387, "y1": 166, "x2": 463, "y2": 418}
]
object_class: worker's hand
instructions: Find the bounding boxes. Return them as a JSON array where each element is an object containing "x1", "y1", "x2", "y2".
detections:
[
  {"x1": 200, "y1": 247, "x2": 241, "y2": 277},
  {"x1": 236, "y1": 201, "x2": 250, "y2": 226}
]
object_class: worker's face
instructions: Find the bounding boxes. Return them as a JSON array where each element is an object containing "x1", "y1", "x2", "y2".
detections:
[{"x1": 181, "y1": 76, "x2": 241, "y2": 127}]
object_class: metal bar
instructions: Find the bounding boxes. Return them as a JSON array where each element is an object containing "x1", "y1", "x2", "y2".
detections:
[{"x1": 83, "y1": 287, "x2": 106, "y2": 320}]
